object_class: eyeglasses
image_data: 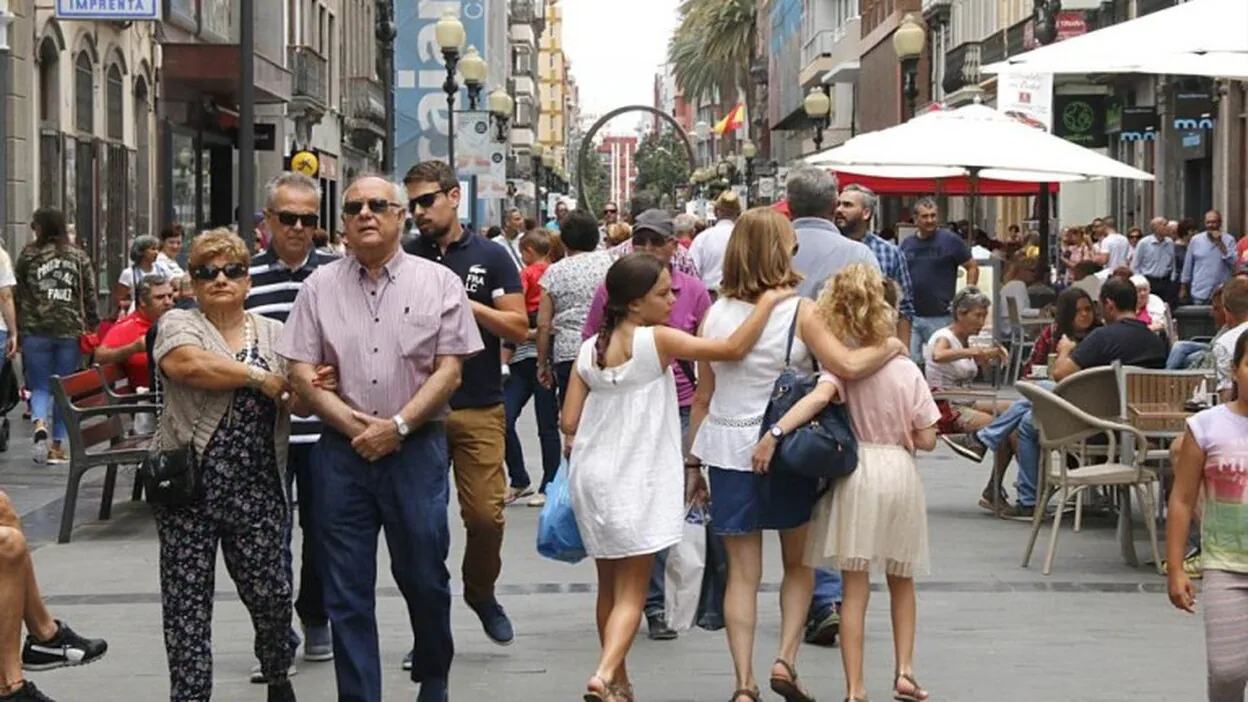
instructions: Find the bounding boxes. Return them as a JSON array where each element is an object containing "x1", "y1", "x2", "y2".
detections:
[
  {"x1": 274, "y1": 211, "x2": 319, "y2": 228},
  {"x1": 191, "y1": 263, "x2": 249, "y2": 282},
  {"x1": 343, "y1": 199, "x2": 401, "y2": 217},
  {"x1": 408, "y1": 189, "x2": 451, "y2": 212},
  {"x1": 604, "y1": 208, "x2": 618, "y2": 215}
]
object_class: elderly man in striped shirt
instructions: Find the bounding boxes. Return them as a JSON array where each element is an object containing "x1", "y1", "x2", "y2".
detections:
[{"x1": 245, "y1": 172, "x2": 340, "y2": 675}]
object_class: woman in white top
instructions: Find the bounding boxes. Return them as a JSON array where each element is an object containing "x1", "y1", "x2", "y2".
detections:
[
  {"x1": 114, "y1": 235, "x2": 178, "y2": 312},
  {"x1": 561, "y1": 253, "x2": 791, "y2": 702},
  {"x1": 688, "y1": 208, "x2": 907, "y2": 702},
  {"x1": 1130, "y1": 274, "x2": 1174, "y2": 341}
]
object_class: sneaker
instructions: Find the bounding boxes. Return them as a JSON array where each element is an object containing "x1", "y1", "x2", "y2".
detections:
[
  {"x1": 0, "y1": 681, "x2": 56, "y2": 702},
  {"x1": 21, "y1": 620, "x2": 107, "y2": 671},
  {"x1": 645, "y1": 613, "x2": 678, "y2": 641},
  {"x1": 941, "y1": 433, "x2": 987, "y2": 462},
  {"x1": 45, "y1": 445, "x2": 68, "y2": 465},
  {"x1": 267, "y1": 680, "x2": 296, "y2": 702},
  {"x1": 301, "y1": 623, "x2": 333, "y2": 662},
  {"x1": 804, "y1": 604, "x2": 840, "y2": 647},
  {"x1": 31, "y1": 427, "x2": 48, "y2": 465},
  {"x1": 401, "y1": 649, "x2": 414, "y2": 671},
  {"x1": 526, "y1": 493, "x2": 546, "y2": 508},
  {"x1": 249, "y1": 664, "x2": 298, "y2": 684},
  {"x1": 467, "y1": 598, "x2": 515, "y2": 645},
  {"x1": 506, "y1": 486, "x2": 534, "y2": 505}
]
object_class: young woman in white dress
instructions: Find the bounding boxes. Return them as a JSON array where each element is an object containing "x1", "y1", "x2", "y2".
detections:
[{"x1": 560, "y1": 252, "x2": 793, "y2": 702}]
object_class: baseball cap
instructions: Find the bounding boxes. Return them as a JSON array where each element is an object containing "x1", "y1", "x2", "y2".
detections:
[{"x1": 632, "y1": 209, "x2": 675, "y2": 240}]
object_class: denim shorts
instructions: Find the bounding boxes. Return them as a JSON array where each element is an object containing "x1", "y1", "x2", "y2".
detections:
[{"x1": 707, "y1": 466, "x2": 820, "y2": 536}]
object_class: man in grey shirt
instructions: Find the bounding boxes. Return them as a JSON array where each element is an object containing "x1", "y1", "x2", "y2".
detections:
[{"x1": 786, "y1": 166, "x2": 879, "y2": 299}]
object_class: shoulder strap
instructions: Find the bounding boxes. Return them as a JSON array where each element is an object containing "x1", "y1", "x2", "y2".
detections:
[
  {"x1": 784, "y1": 300, "x2": 801, "y2": 367},
  {"x1": 677, "y1": 359, "x2": 698, "y2": 390}
]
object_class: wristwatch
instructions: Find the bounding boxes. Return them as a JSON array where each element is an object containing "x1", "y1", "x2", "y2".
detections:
[
  {"x1": 769, "y1": 425, "x2": 785, "y2": 439},
  {"x1": 392, "y1": 414, "x2": 411, "y2": 439}
]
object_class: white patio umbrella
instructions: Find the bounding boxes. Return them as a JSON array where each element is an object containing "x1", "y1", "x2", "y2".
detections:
[
  {"x1": 805, "y1": 103, "x2": 1154, "y2": 182},
  {"x1": 982, "y1": 0, "x2": 1248, "y2": 80}
]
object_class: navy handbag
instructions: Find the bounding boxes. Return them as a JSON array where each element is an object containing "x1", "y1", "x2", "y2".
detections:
[{"x1": 759, "y1": 308, "x2": 859, "y2": 480}]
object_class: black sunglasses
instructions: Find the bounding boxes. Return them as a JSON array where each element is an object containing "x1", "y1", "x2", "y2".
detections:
[
  {"x1": 604, "y1": 208, "x2": 618, "y2": 215},
  {"x1": 191, "y1": 263, "x2": 249, "y2": 282},
  {"x1": 343, "y1": 199, "x2": 401, "y2": 217},
  {"x1": 275, "y1": 211, "x2": 319, "y2": 228},
  {"x1": 408, "y1": 189, "x2": 451, "y2": 212}
]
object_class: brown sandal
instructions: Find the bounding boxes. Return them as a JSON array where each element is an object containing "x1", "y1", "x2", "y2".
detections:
[
  {"x1": 730, "y1": 689, "x2": 761, "y2": 702},
  {"x1": 584, "y1": 675, "x2": 610, "y2": 702},
  {"x1": 770, "y1": 659, "x2": 817, "y2": 702},
  {"x1": 893, "y1": 673, "x2": 929, "y2": 702}
]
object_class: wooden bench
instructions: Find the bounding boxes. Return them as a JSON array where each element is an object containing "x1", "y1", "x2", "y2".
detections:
[{"x1": 51, "y1": 364, "x2": 159, "y2": 543}]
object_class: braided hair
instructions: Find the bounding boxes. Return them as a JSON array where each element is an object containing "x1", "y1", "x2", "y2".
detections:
[{"x1": 594, "y1": 253, "x2": 667, "y2": 369}]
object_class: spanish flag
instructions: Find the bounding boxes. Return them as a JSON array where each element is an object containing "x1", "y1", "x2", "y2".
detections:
[{"x1": 713, "y1": 102, "x2": 746, "y2": 136}]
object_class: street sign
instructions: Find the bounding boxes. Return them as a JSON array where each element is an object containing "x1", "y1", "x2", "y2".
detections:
[{"x1": 55, "y1": 0, "x2": 160, "y2": 21}]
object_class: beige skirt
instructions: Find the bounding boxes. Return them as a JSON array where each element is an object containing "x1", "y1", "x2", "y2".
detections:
[{"x1": 804, "y1": 443, "x2": 930, "y2": 578}]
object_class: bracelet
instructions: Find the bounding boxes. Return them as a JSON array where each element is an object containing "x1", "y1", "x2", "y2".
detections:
[{"x1": 245, "y1": 366, "x2": 266, "y2": 390}]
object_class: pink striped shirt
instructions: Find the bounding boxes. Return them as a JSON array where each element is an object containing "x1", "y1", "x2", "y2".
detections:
[{"x1": 275, "y1": 250, "x2": 483, "y2": 422}]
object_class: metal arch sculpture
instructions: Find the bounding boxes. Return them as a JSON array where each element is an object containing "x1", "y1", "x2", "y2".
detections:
[{"x1": 577, "y1": 105, "x2": 697, "y2": 214}]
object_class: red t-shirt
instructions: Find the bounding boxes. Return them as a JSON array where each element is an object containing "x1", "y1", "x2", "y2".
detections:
[
  {"x1": 100, "y1": 311, "x2": 155, "y2": 390},
  {"x1": 1236, "y1": 235, "x2": 1248, "y2": 267},
  {"x1": 520, "y1": 261, "x2": 549, "y2": 314}
]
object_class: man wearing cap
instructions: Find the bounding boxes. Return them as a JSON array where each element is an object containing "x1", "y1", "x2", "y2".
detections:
[{"x1": 582, "y1": 209, "x2": 713, "y2": 641}]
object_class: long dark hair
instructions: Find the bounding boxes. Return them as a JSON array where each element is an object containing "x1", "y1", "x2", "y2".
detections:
[
  {"x1": 31, "y1": 207, "x2": 69, "y2": 248},
  {"x1": 595, "y1": 252, "x2": 665, "y2": 369},
  {"x1": 1054, "y1": 286, "x2": 1097, "y2": 341}
]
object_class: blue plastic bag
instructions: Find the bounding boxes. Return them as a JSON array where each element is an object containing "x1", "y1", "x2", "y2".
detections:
[{"x1": 536, "y1": 459, "x2": 587, "y2": 563}]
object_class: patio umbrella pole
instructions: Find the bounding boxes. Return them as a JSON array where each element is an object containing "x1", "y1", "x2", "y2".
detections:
[{"x1": 1038, "y1": 182, "x2": 1051, "y2": 270}]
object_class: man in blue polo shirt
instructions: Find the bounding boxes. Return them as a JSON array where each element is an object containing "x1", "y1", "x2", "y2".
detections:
[
  {"x1": 403, "y1": 161, "x2": 529, "y2": 658},
  {"x1": 901, "y1": 197, "x2": 979, "y2": 361}
]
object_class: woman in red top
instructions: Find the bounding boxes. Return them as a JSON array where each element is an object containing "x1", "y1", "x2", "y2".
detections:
[{"x1": 1022, "y1": 286, "x2": 1099, "y2": 378}]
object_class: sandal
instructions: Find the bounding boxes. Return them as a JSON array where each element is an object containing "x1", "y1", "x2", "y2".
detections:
[
  {"x1": 730, "y1": 689, "x2": 761, "y2": 702},
  {"x1": 893, "y1": 673, "x2": 929, "y2": 702},
  {"x1": 845, "y1": 698, "x2": 871, "y2": 702},
  {"x1": 770, "y1": 659, "x2": 817, "y2": 702},
  {"x1": 584, "y1": 675, "x2": 611, "y2": 702}
]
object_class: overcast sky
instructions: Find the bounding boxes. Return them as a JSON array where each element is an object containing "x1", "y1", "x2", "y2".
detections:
[{"x1": 560, "y1": 0, "x2": 679, "y2": 132}]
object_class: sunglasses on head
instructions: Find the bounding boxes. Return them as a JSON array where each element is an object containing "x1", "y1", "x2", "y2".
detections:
[
  {"x1": 191, "y1": 263, "x2": 249, "y2": 282},
  {"x1": 343, "y1": 198, "x2": 400, "y2": 217},
  {"x1": 408, "y1": 189, "x2": 451, "y2": 212},
  {"x1": 275, "y1": 211, "x2": 319, "y2": 228}
]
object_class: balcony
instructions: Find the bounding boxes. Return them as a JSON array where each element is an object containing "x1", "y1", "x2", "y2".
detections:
[
  {"x1": 509, "y1": 22, "x2": 536, "y2": 47},
  {"x1": 345, "y1": 76, "x2": 386, "y2": 151},
  {"x1": 288, "y1": 45, "x2": 329, "y2": 113},
  {"x1": 921, "y1": 0, "x2": 951, "y2": 20},
  {"x1": 942, "y1": 43, "x2": 982, "y2": 98},
  {"x1": 799, "y1": 18, "x2": 859, "y2": 87}
]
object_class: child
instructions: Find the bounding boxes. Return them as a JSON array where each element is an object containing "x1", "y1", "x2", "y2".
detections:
[
  {"x1": 501, "y1": 229, "x2": 556, "y2": 372},
  {"x1": 560, "y1": 252, "x2": 792, "y2": 702},
  {"x1": 751, "y1": 265, "x2": 940, "y2": 702}
]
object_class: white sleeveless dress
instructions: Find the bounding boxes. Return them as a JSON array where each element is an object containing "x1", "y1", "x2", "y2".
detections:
[{"x1": 567, "y1": 326, "x2": 685, "y2": 559}]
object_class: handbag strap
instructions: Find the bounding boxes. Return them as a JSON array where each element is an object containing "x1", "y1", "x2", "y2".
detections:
[{"x1": 782, "y1": 301, "x2": 818, "y2": 375}]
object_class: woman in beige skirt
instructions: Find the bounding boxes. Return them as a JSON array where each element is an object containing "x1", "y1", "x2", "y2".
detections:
[{"x1": 754, "y1": 266, "x2": 940, "y2": 702}]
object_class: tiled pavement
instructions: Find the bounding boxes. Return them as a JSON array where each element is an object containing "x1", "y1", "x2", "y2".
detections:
[{"x1": 3, "y1": 408, "x2": 1207, "y2": 701}]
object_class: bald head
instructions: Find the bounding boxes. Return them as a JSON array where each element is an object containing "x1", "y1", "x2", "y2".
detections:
[{"x1": 1150, "y1": 216, "x2": 1167, "y2": 235}]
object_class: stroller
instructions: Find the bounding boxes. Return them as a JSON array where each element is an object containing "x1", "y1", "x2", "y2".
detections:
[{"x1": 0, "y1": 359, "x2": 18, "y2": 452}]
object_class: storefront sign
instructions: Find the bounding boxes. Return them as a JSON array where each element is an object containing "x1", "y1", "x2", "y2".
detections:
[
  {"x1": 319, "y1": 154, "x2": 338, "y2": 180},
  {"x1": 996, "y1": 72, "x2": 1054, "y2": 132},
  {"x1": 1173, "y1": 91, "x2": 1215, "y2": 130},
  {"x1": 290, "y1": 151, "x2": 320, "y2": 178},
  {"x1": 56, "y1": 0, "x2": 159, "y2": 20},
  {"x1": 1117, "y1": 106, "x2": 1160, "y2": 142},
  {"x1": 1053, "y1": 94, "x2": 1107, "y2": 148}
]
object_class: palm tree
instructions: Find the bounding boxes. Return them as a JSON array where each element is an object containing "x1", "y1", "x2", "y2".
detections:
[{"x1": 668, "y1": 0, "x2": 757, "y2": 149}]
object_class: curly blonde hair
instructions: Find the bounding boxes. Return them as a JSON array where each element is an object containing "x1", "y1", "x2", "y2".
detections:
[{"x1": 817, "y1": 263, "x2": 894, "y2": 348}]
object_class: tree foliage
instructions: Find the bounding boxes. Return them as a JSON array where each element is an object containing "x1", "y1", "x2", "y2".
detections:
[
  {"x1": 577, "y1": 143, "x2": 611, "y2": 214},
  {"x1": 668, "y1": 0, "x2": 757, "y2": 114},
  {"x1": 633, "y1": 130, "x2": 692, "y2": 205}
]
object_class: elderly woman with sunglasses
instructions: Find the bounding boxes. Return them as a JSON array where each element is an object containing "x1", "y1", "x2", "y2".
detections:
[{"x1": 151, "y1": 228, "x2": 332, "y2": 702}]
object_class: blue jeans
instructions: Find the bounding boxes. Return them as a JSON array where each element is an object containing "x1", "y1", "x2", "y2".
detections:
[
  {"x1": 976, "y1": 394, "x2": 1045, "y2": 507},
  {"x1": 810, "y1": 568, "x2": 844, "y2": 619},
  {"x1": 645, "y1": 406, "x2": 691, "y2": 619},
  {"x1": 911, "y1": 315, "x2": 953, "y2": 362},
  {"x1": 1167, "y1": 340, "x2": 1208, "y2": 370},
  {"x1": 285, "y1": 442, "x2": 327, "y2": 628},
  {"x1": 503, "y1": 357, "x2": 562, "y2": 493},
  {"x1": 312, "y1": 427, "x2": 453, "y2": 700},
  {"x1": 23, "y1": 335, "x2": 81, "y2": 441}
]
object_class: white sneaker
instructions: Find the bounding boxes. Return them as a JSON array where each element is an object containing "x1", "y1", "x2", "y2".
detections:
[
  {"x1": 249, "y1": 663, "x2": 298, "y2": 684},
  {"x1": 32, "y1": 427, "x2": 48, "y2": 465}
]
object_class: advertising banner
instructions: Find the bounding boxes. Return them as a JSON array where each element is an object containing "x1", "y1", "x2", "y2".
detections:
[{"x1": 996, "y1": 71, "x2": 1054, "y2": 132}]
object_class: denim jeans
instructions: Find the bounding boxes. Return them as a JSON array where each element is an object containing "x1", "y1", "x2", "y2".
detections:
[
  {"x1": 911, "y1": 315, "x2": 954, "y2": 362},
  {"x1": 645, "y1": 406, "x2": 691, "y2": 619},
  {"x1": 810, "y1": 568, "x2": 844, "y2": 619},
  {"x1": 24, "y1": 335, "x2": 81, "y2": 441},
  {"x1": 284, "y1": 443, "x2": 327, "y2": 628},
  {"x1": 503, "y1": 357, "x2": 562, "y2": 493},
  {"x1": 976, "y1": 392, "x2": 1048, "y2": 507},
  {"x1": 1167, "y1": 340, "x2": 1208, "y2": 370}
]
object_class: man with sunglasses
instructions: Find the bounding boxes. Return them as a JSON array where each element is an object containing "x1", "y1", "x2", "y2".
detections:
[
  {"x1": 598, "y1": 202, "x2": 619, "y2": 241},
  {"x1": 403, "y1": 161, "x2": 529, "y2": 654},
  {"x1": 245, "y1": 172, "x2": 341, "y2": 677}
]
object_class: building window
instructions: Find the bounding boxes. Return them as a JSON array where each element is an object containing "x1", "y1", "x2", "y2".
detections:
[
  {"x1": 75, "y1": 51, "x2": 94, "y2": 134},
  {"x1": 106, "y1": 64, "x2": 123, "y2": 141},
  {"x1": 135, "y1": 78, "x2": 151, "y2": 239},
  {"x1": 38, "y1": 39, "x2": 59, "y2": 125}
]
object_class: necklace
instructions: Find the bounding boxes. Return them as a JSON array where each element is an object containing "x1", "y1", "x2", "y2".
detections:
[{"x1": 241, "y1": 314, "x2": 254, "y2": 362}]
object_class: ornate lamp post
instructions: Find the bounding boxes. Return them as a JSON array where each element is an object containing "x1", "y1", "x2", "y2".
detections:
[
  {"x1": 488, "y1": 88, "x2": 514, "y2": 141},
  {"x1": 893, "y1": 13, "x2": 927, "y2": 121},
  {"x1": 435, "y1": 10, "x2": 465, "y2": 167},
  {"x1": 374, "y1": 0, "x2": 397, "y2": 173},
  {"x1": 459, "y1": 45, "x2": 487, "y2": 110},
  {"x1": 803, "y1": 87, "x2": 831, "y2": 152},
  {"x1": 694, "y1": 120, "x2": 711, "y2": 164},
  {"x1": 742, "y1": 138, "x2": 757, "y2": 193}
]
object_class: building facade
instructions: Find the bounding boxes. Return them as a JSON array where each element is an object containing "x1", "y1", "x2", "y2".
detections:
[
  {"x1": 339, "y1": 0, "x2": 386, "y2": 181},
  {"x1": 507, "y1": 0, "x2": 543, "y2": 212},
  {"x1": 598, "y1": 134, "x2": 638, "y2": 207},
  {"x1": 537, "y1": 0, "x2": 567, "y2": 167}
]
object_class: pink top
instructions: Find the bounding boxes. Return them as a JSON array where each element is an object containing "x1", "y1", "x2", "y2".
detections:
[
  {"x1": 276, "y1": 250, "x2": 484, "y2": 421},
  {"x1": 820, "y1": 357, "x2": 941, "y2": 453}
]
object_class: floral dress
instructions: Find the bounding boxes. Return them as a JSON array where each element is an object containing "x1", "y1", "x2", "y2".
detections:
[{"x1": 153, "y1": 344, "x2": 294, "y2": 701}]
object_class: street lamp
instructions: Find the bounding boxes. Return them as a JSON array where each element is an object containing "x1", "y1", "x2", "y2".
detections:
[
  {"x1": 803, "y1": 86, "x2": 831, "y2": 152},
  {"x1": 488, "y1": 87, "x2": 514, "y2": 141},
  {"x1": 374, "y1": 0, "x2": 398, "y2": 173},
  {"x1": 531, "y1": 142, "x2": 544, "y2": 219},
  {"x1": 742, "y1": 138, "x2": 757, "y2": 193},
  {"x1": 459, "y1": 45, "x2": 487, "y2": 110},
  {"x1": 435, "y1": 9, "x2": 465, "y2": 168},
  {"x1": 893, "y1": 13, "x2": 927, "y2": 120}
]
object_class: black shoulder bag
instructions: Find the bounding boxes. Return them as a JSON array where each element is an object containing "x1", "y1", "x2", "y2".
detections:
[
  {"x1": 759, "y1": 306, "x2": 859, "y2": 480},
  {"x1": 139, "y1": 368, "x2": 212, "y2": 507}
]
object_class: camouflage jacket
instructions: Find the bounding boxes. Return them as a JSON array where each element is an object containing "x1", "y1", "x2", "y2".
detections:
[{"x1": 15, "y1": 243, "x2": 101, "y2": 339}]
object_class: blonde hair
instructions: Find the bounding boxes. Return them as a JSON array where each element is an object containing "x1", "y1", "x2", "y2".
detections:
[
  {"x1": 817, "y1": 264, "x2": 894, "y2": 348},
  {"x1": 188, "y1": 228, "x2": 251, "y2": 269},
  {"x1": 605, "y1": 222, "x2": 633, "y2": 247},
  {"x1": 719, "y1": 207, "x2": 803, "y2": 301},
  {"x1": 713, "y1": 189, "x2": 743, "y2": 220}
]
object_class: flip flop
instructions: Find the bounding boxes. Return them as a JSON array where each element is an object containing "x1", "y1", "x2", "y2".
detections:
[
  {"x1": 770, "y1": 659, "x2": 816, "y2": 702},
  {"x1": 894, "y1": 672, "x2": 929, "y2": 702}
]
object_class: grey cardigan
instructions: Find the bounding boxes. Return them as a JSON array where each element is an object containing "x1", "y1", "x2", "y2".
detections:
[{"x1": 151, "y1": 308, "x2": 291, "y2": 483}]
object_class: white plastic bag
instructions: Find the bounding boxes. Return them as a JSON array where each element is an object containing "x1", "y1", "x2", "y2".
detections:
[{"x1": 664, "y1": 508, "x2": 708, "y2": 631}]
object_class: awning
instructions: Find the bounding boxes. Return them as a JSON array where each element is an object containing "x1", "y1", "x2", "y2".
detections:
[{"x1": 161, "y1": 44, "x2": 292, "y2": 104}]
